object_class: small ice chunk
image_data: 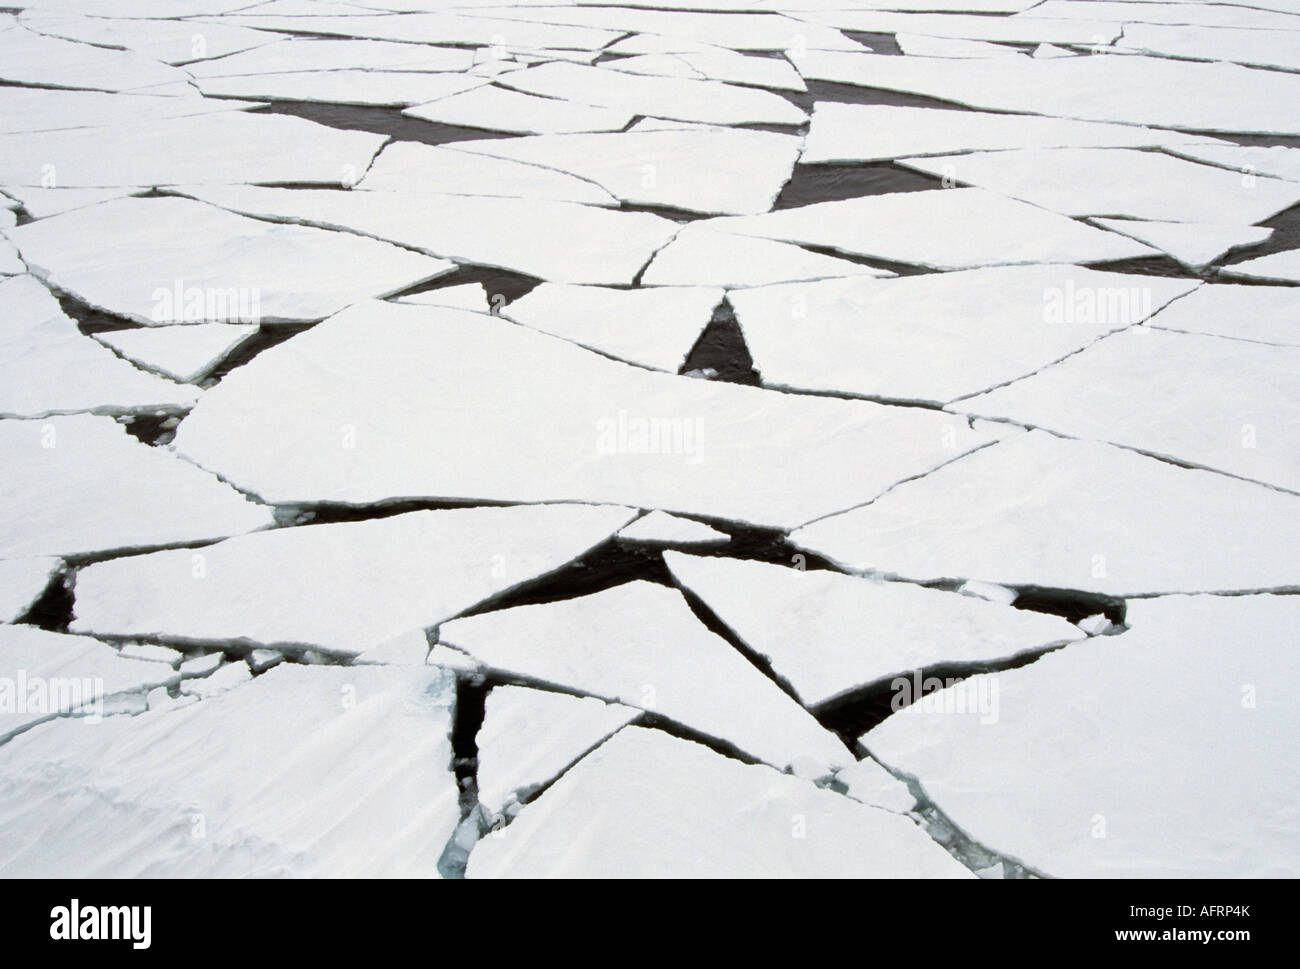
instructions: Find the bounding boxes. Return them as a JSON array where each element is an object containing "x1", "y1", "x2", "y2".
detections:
[
  {"x1": 476, "y1": 686, "x2": 640, "y2": 815},
  {"x1": 617, "y1": 511, "x2": 729, "y2": 547}
]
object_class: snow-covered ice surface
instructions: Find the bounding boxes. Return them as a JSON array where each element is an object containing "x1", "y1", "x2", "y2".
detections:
[
  {"x1": 0, "y1": 0, "x2": 1295, "y2": 880},
  {"x1": 0, "y1": 664, "x2": 463, "y2": 875},
  {"x1": 663, "y1": 551, "x2": 1083, "y2": 708},
  {"x1": 69, "y1": 504, "x2": 635, "y2": 656},
  {"x1": 467, "y1": 726, "x2": 969, "y2": 876},
  {"x1": 862, "y1": 594, "x2": 1300, "y2": 877}
]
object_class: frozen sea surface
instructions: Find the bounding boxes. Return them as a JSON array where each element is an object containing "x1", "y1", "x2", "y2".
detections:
[{"x1": 0, "y1": 0, "x2": 1295, "y2": 879}]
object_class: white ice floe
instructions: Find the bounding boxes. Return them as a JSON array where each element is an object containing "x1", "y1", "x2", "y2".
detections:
[
  {"x1": 0, "y1": 187, "x2": 144, "y2": 218},
  {"x1": 790, "y1": 51, "x2": 1300, "y2": 134},
  {"x1": 1146, "y1": 283, "x2": 1299, "y2": 345},
  {"x1": 440, "y1": 581, "x2": 852, "y2": 771},
  {"x1": 1090, "y1": 218, "x2": 1271, "y2": 270},
  {"x1": 1118, "y1": 22, "x2": 1300, "y2": 72},
  {"x1": 476, "y1": 686, "x2": 640, "y2": 816},
  {"x1": 403, "y1": 84, "x2": 633, "y2": 135},
  {"x1": 496, "y1": 62, "x2": 806, "y2": 126},
  {"x1": 800, "y1": 102, "x2": 1223, "y2": 165},
  {"x1": 451, "y1": 127, "x2": 800, "y2": 216},
  {"x1": 863, "y1": 594, "x2": 1300, "y2": 877},
  {"x1": 1021, "y1": 0, "x2": 1300, "y2": 29},
  {"x1": 0, "y1": 274, "x2": 198, "y2": 417},
  {"x1": 503, "y1": 283, "x2": 722, "y2": 371},
  {"x1": 181, "y1": 659, "x2": 253, "y2": 699},
  {"x1": 663, "y1": 551, "x2": 1081, "y2": 708},
  {"x1": 10, "y1": 196, "x2": 454, "y2": 324},
  {"x1": 172, "y1": 301, "x2": 989, "y2": 529},
  {"x1": 0, "y1": 112, "x2": 385, "y2": 187},
  {"x1": 791, "y1": 430, "x2": 1300, "y2": 597},
  {"x1": 640, "y1": 225, "x2": 884, "y2": 287},
  {"x1": 0, "y1": 236, "x2": 22, "y2": 276},
  {"x1": 895, "y1": 34, "x2": 1023, "y2": 57},
  {"x1": 1031, "y1": 43, "x2": 1075, "y2": 57},
  {"x1": 604, "y1": 48, "x2": 807, "y2": 91},
  {"x1": 801, "y1": 10, "x2": 1121, "y2": 43},
  {"x1": 1163, "y1": 143, "x2": 1300, "y2": 183},
  {"x1": 0, "y1": 87, "x2": 258, "y2": 134},
  {"x1": 467, "y1": 726, "x2": 969, "y2": 876},
  {"x1": 833, "y1": 757, "x2": 916, "y2": 814},
  {"x1": 617, "y1": 511, "x2": 728, "y2": 547},
  {"x1": 958, "y1": 328, "x2": 1300, "y2": 493},
  {"x1": 1219, "y1": 248, "x2": 1300, "y2": 283},
  {"x1": 20, "y1": 13, "x2": 284, "y2": 65},
  {"x1": 185, "y1": 37, "x2": 477, "y2": 77},
  {"x1": 0, "y1": 414, "x2": 272, "y2": 559},
  {"x1": 705, "y1": 188, "x2": 1154, "y2": 270},
  {"x1": 0, "y1": 626, "x2": 180, "y2": 743},
  {"x1": 214, "y1": 12, "x2": 623, "y2": 49},
  {"x1": 0, "y1": 664, "x2": 463, "y2": 876},
  {"x1": 354, "y1": 628, "x2": 429, "y2": 667},
  {"x1": 356, "y1": 141, "x2": 616, "y2": 206},
  {"x1": 443, "y1": 8, "x2": 862, "y2": 52},
  {"x1": 94, "y1": 323, "x2": 259, "y2": 384},
  {"x1": 728, "y1": 266, "x2": 1196, "y2": 404},
  {"x1": 195, "y1": 70, "x2": 487, "y2": 107},
  {"x1": 0, "y1": 557, "x2": 60, "y2": 623},
  {"x1": 170, "y1": 185, "x2": 676, "y2": 286},
  {"x1": 900, "y1": 149, "x2": 1300, "y2": 224},
  {"x1": 0, "y1": 23, "x2": 188, "y2": 91},
  {"x1": 70, "y1": 504, "x2": 635, "y2": 657},
  {"x1": 394, "y1": 283, "x2": 489, "y2": 312}
]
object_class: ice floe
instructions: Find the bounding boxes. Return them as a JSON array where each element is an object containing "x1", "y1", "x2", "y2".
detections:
[
  {"x1": 1117, "y1": 22, "x2": 1300, "y2": 72},
  {"x1": 895, "y1": 34, "x2": 1024, "y2": 57},
  {"x1": 0, "y1": 112, "x2": 385, "y2": 187},
  {"x1": 0, "y1": 557, "x2": 61, "y2": 623},
  {"x1": 496, "y1": 62, "x2": 806, "y2": 126},
  {"x1": 0, "y1": 187, "x2": 144, "y2": 218},
  {"x1": 475, "y1": 686, "x2": 640, "y2": 816},
  {"x1": 169, "y1": 185, "x2": 676, "y2": 286},
  {"x1": 0, "y1": 23, "x2": 189, "y2": 91},
  {"x1": 663, "y1": 551, "x2": 1082, "y2": 708},
  {"x1": 93, "y1": 323, "x2": 259, "y2": 384},
  {"x1": 0, "y1": 87, "x2": 259, "y2": 134},
  {"x1": 790, "y1": 51, "x2": 1300, "y2": 134},
  {"x1": 640, "y1": 225, "x2": 884, "y2": 287},
  {"x1": 791, "y1": 430, "x2": 1300, "y2": 596},
  {"x1": 616, "y1": 511, "x2": 728, "y2": 547},
  {"x1": 1163, "y1": 143, "x2": 1300, "y2": 183},
  {"x1": 195, "y1": 70, "x2": 487, "y2": 106},
  {"x1": 1089, "y1": 219, "x2": 1272, "y2": 270},
  {"x1": 1219, "y1": 248, "x2": 1300, "y2": 283},
  {"x1": 467, "y1": 726, "x2": 969, "y2": 876},
  {"x1": 171, "y1": 300, "x2": 989, "y2": 528},
  {"x1": 900, "y1": 148, "x2": 1300, "y2": 224},
  {"x1": 70, "y1": 504, "x2": 635, "y2": 657},
  {"x1": 403, "y1": 84, "x2": 633, "y2": 134},
  {"x1": 0, "y1": 625, "x2": 179, "y2": 743},
  {"x1": 356, "y1": 141, "x2": 617, "y2": 206},
  {"x1": 800, "y1": 10, "x2": 1121, "y2": 44},
  {"x1": 800, "y1": 102, "x2": 1223, "y2": 165},
  {"x1": 0, "y1": 274, "x2": 198, "y2": 418},
  {"x1": 0, "y1": 664, "x2": 462, "y2": 875},
  {"x1": 502, "y1": 283, "x2": 722, "y2": 371},
  {"x1": 0, "y1": 414, "x2": 273, "y2": 559},
  {"x1": 215, "y1": 12, "x2": 623, "y2": 50},
  {"x1": 185, "y1": 37, "x2": 478, "y2": 77},
  {"x1": 862, "y1": 594, "x2": 1300, "y2": 877},
  {"x1": 393, "y1": 282, "x2": 489, "y2": 312},
  {"x1": 958, "y1": 327, "x2": 1300, "y2": 492},
  {"x1": 1146, "y1": 283, "x2": 1299, "y2": 345},
  {"x1": 440, "y1": 582, "x2": 853, "y2": 771},
  {"x1": 20, "y1": 13, "x2": 285, "y2": 65},
  {"x1": 704, "y1": 188, "x2": 1155, "y2": 270},
  {"x1": 10, "y1": 196, "x2": 454, "y2": 324},
  {"x1": 728, "y1": 265, "x2": 1196, "y2": 404},
  {"x1": 449, "y1": 127, "x2": 801, "y2": 215}
]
